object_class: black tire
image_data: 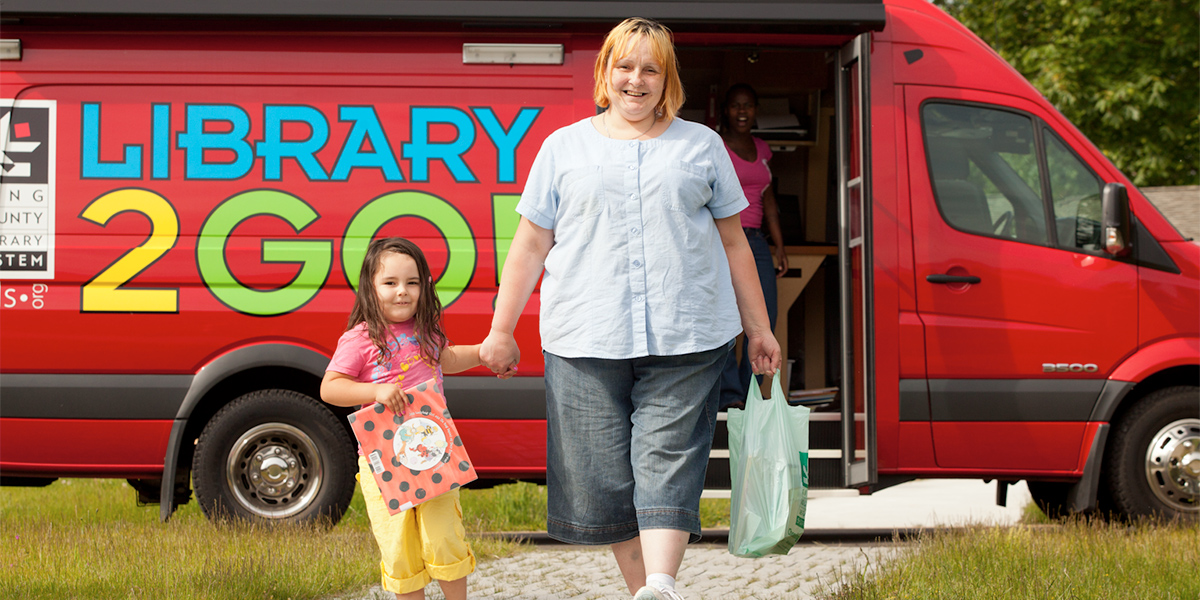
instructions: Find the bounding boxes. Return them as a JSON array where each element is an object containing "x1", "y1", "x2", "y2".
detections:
[
  {"x1": 1027, "y1": 481, "x2": 1073, "y2": 520},
  {"x1": 192, "y1": 389, "x2": 356, "y2": 525},
  {"x1": 1104, "y1": 386, "x2": 1200, "y2": 521}
]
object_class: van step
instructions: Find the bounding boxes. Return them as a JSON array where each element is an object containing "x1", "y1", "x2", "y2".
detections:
[
  {"x1": 708, "y1": 409, "x2": 851, "y2": 489},
  {"x1": 704, "y1": 455, "x2": 844, "y2": 489},
  {"x1": 701, "y1": 488, "x2": 859, "y2": 500}
]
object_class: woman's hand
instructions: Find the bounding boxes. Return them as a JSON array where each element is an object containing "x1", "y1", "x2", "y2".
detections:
[
  {"x1": 483, "y1": 217, "x2": 553, "y2": 381},
  {"x1": 716, "y1": 214, "x2": 782, "y2": 375},
  {"x1": 773, "y1": 244, "x2": 789, "y2": 277},
  {"x1": 481, "y1": 328, "x2": 520, "y2": 379},
  {"x1": 744, "y1": 331, "x2": 782, "y2": 375}
]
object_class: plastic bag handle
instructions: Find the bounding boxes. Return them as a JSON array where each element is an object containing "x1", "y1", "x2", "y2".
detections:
[{"x1": 755, "y1": 369, "x2": 782, "y2": 401}]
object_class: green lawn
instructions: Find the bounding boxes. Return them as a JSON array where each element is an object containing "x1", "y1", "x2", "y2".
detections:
[
  {"x1": 0, "y1": 477, "x2": 726, "y2": 600},
  {"x1": 823, "y1": 515, "x2": 1199, "y2": 600},
  {"x1": 5, "y1": 477, "x2": 1192, "y2": 600},
  {"x1": 0, "y1": 478, "x2": 529, "y2": 600}
]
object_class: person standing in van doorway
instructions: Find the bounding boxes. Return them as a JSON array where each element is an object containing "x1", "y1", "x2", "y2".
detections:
[
  {"x1": 480, "y1": 17, "x2": 780, "y2": 600},
  {"x1": 718, "y1": 83, "x2": 789, "y2": 410}
]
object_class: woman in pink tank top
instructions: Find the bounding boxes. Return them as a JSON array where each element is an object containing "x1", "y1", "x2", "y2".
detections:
[{"x1": 719, "y1": 84, "x2": 789, "y2": 409}]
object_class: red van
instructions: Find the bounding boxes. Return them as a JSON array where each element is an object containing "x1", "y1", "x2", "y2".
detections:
[{"x1": 2, "y1": 0, "x2": 1196, "y2": 524}]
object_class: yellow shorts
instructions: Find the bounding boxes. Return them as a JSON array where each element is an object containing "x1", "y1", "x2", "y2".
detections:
[{"x1": 357, "y1": 456, "x2": 476, "y2": 594}]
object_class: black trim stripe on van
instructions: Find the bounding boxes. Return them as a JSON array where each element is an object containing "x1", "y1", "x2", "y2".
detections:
[
  {"x1": 0, "y1": 374, "x2": 546, "y2": 420},
  {"x1": 0, "y1": 374, "x2": 192, "y2": 420},
  {"x1": 898, "y1": 378, "x2": 1107, "y2": 422}
]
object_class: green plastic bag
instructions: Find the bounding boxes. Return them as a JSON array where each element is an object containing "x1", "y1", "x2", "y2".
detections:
[{"x1": 727, "y1": 372, "x2": 810, "y2": 558}]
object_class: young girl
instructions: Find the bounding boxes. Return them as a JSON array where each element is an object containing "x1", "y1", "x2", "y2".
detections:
[{"x1": 321, "y1": 237, "x2": 479, "y2": 600}]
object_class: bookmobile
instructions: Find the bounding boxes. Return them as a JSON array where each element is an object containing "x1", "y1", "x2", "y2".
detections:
[{"x1": 2, "y1": 0, "x2": 1196, "y2": 524}]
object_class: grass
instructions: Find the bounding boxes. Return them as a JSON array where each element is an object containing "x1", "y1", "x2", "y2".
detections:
[
  {"x1": 460, "y1": 480, "x2": 732, "y2": 533},
  {"x1": 821, "y1": 515, "x2": 1200, "y2": 600},
  {"x1": 0, "y1": 478, "x2": 521, "y2": 600},
  {"x1": 19, "y1": 477, "x2": 1186, "y2": 600},
  {"x1": 0, "y1": 477, "x2": 730, "y2": 600}
]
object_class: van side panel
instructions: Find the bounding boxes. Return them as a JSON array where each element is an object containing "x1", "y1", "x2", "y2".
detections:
[
  {"x1": 0, "y1": 418, "x2": 171, "y2": 477},
  {"x1": 0, "y1": 31, "x2": 583, "y2": 376},
  {"x1": 1138, "y1": 242, "x2": 1200, "y2": 349},
  {"x1": 1, "y1": 28, "x2": 596, "y2": 479}
]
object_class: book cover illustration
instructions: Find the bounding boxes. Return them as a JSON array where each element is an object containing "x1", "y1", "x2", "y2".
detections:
[{"x1": 348, "y1": 378, "x2": 477, "y2": 514}]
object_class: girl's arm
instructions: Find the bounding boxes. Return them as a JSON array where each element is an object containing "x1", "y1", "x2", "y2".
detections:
[
  {"x1": 480, "y1": 217, "x2": 555, "y2": 377},
  {"x1": 714, "y1": 214, "x2": 782, "y2": 375},
  {"x1": 440, "y1": 344, "x2": 482, "y2": 375},
  {"x1": 321, "y1": 371, "x2": 407, "y2": 415},
  {"x1": 761, "y1": 184, "x2": 789, "y2": 276}
]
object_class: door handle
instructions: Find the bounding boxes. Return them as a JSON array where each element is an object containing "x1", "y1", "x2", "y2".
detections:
[{"x1": 927, "y1": 274, "x2": 981, "y2": 284}]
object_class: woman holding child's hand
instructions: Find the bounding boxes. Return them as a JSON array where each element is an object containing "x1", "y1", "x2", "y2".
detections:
[{"x1": 480, "y1": 17, "x2": 779, "y2": 600}]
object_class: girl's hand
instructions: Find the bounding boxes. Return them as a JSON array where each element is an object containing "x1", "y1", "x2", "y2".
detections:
[
  {"x1": 481, "y1": 329, "x2": 520, "y2": 379},
  {"x1": 374, "y1": 383, "x2": 407, "y2": 415}
]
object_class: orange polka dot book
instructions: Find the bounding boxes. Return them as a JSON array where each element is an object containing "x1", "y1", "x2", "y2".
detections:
[{"x1": 348, "y1": 377, "x2": 477, "y2": 514}]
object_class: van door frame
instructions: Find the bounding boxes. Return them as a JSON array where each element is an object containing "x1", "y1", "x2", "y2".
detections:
[{"x1": 836, "y1": 33, "x2": 876, "y2": 488}]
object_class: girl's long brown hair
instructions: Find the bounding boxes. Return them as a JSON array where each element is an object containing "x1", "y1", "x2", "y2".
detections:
[{"x1": 347, "y1": 237, "x2": 447, "y2": 366}]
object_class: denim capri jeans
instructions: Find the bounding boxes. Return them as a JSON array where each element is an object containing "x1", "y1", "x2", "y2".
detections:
[{"x1": 543, "y1": 341, "x2": 731, "y2": 545}]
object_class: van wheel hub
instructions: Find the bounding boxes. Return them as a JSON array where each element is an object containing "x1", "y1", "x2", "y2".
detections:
[
  {"x1": 1145, "y1": 419, "x2": 1200, "y2": 510},
  {"x1": 227, "y1": 423, "x2": 323, "y2": 517}
]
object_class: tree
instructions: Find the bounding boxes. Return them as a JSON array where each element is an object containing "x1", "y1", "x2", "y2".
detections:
[{"x1": 932, "y1": 0, "x2": 1199, "y2": 187}]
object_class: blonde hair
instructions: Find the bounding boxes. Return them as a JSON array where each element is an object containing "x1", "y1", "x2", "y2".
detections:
[{"x1": 593, "y1": 17, "x2": 685, "y2": 121}]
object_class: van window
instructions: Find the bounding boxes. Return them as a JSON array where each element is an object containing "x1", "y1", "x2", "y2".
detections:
[
  {"x1": 1045, "y1": 128, "x2": 1104, "y2": 251},
  {"x1": 922, "y1": 103, "x2": 1048, "y2": 245}
]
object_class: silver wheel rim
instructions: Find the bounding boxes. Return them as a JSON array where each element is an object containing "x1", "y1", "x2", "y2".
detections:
[
  {"x1": 226, "y1": 423, "x2": 323, "y2": 519},
  {"x1": 1144, "y1": 417, "x2": 1200, "y2": 513}
]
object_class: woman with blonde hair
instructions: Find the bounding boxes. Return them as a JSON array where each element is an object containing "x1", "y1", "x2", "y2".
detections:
[{"x1": 481, "y1": 17, "x2": 779, "y2": 600}]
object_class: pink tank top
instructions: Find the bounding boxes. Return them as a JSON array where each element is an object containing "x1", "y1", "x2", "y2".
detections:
[{"x1": 725, "y1": 137, "x2": 773, "y2": 229}]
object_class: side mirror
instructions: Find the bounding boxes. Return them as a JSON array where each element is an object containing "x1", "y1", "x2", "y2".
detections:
[{"x1": 1102, "y1": 183, "x2": 1131, "y2": 256}]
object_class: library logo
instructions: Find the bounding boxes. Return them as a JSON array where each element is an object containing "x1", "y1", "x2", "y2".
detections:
[
  {"x1": 0, "y1": 104, "x2": 50, "y2": 184},
  {"x1": 1, "y1": 99, "x2": 56, "y2": 280}
]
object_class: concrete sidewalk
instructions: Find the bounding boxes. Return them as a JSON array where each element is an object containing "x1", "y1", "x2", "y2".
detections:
[
  {"x1": 804, "y1": 478, "x2": 1031, "y2": 529},
  {"x1": 329, "y1": 479, "x2": 1032, "y2": 600}
]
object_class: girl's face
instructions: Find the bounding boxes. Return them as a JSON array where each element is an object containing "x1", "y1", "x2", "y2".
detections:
[
  {"x1": 725, "y1": 89, "x2": 757, "y2": 134},
  {"x1": 606, "y1": 36, "x2": 665, "y2": 124},
  {"x1": 373, "y1": 252, "x2": 421, "y2": 324}
]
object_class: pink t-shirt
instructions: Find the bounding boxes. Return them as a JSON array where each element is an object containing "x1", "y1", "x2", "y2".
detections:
[
  {"x1": 328, "y1": 321, "x2": 441, "y2": 457},
  {"x1": 725, "y1": 137, "x2": 773, "y2": 229},
  {"x1": 327, "y1": 321, "x2": 441, "y2": 389}
]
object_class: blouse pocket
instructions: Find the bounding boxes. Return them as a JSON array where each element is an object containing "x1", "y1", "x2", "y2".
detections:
[
  {"x1": 663, "y1": 160, "x2": 712, "y2": 214},
  {"x1": 557, "y1": 165, "x2": 605, "y2": 220}
]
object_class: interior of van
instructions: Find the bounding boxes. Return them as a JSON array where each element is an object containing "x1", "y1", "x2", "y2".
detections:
[{"x1": 676, "y1": 45, "x2": 860, "y2": 491}]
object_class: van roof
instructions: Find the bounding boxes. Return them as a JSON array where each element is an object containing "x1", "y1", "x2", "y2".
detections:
[{"x1": 2, "y1": 0, "x2": 886, "y2": 34}]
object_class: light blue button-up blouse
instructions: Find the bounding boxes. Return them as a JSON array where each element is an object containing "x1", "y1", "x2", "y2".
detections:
[{"x1": 516, "y1": 117, "x2": 748, "y2": 359}]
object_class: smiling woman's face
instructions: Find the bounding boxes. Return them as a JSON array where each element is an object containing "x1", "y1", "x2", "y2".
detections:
[
  {"x1": 606, "y1": 36, "x2": 664, "y2": 125},
  {"x1": 725, "y1": 89, "x2": 757, "y2": 134}
]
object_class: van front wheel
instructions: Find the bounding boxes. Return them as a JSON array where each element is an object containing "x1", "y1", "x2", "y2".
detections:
[
  {"x1": 192, "y1": 389, "x2": 356, "y2": 524},
  {"x1": 1105, "y1": 386, "x2": 1200, "y2": 521}
]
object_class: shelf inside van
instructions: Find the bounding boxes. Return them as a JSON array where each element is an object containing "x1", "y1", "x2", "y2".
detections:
[{"x1": 788, "y1": 387, "x2": 839, "y2": 407}]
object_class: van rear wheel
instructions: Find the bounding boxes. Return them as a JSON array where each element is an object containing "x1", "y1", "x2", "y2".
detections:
[
  {"x1": 1104, "y1": 386, "x2": 1200, "y2": 521},
  {"x1": 192, "y1": 389, "x2": 356, "y2": 524}
]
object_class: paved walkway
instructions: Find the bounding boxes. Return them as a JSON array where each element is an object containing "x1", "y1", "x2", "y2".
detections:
[{"x1": 330, "y1": 480, "x2": 1031, "y2": 600}]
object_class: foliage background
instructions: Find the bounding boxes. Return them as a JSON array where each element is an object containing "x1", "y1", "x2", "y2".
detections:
[{"x1": 931, "y1": 0, "x2": 1199, "y2": 186}]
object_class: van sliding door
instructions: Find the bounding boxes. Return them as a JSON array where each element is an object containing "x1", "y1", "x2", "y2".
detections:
[{"x1": 836, "y1": 34, "x2": 876, "y2": 489}]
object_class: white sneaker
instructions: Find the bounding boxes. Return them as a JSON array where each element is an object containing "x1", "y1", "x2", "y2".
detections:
[{"x1": 633, "y1": 585, "x2": 685, "y2": 600}]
